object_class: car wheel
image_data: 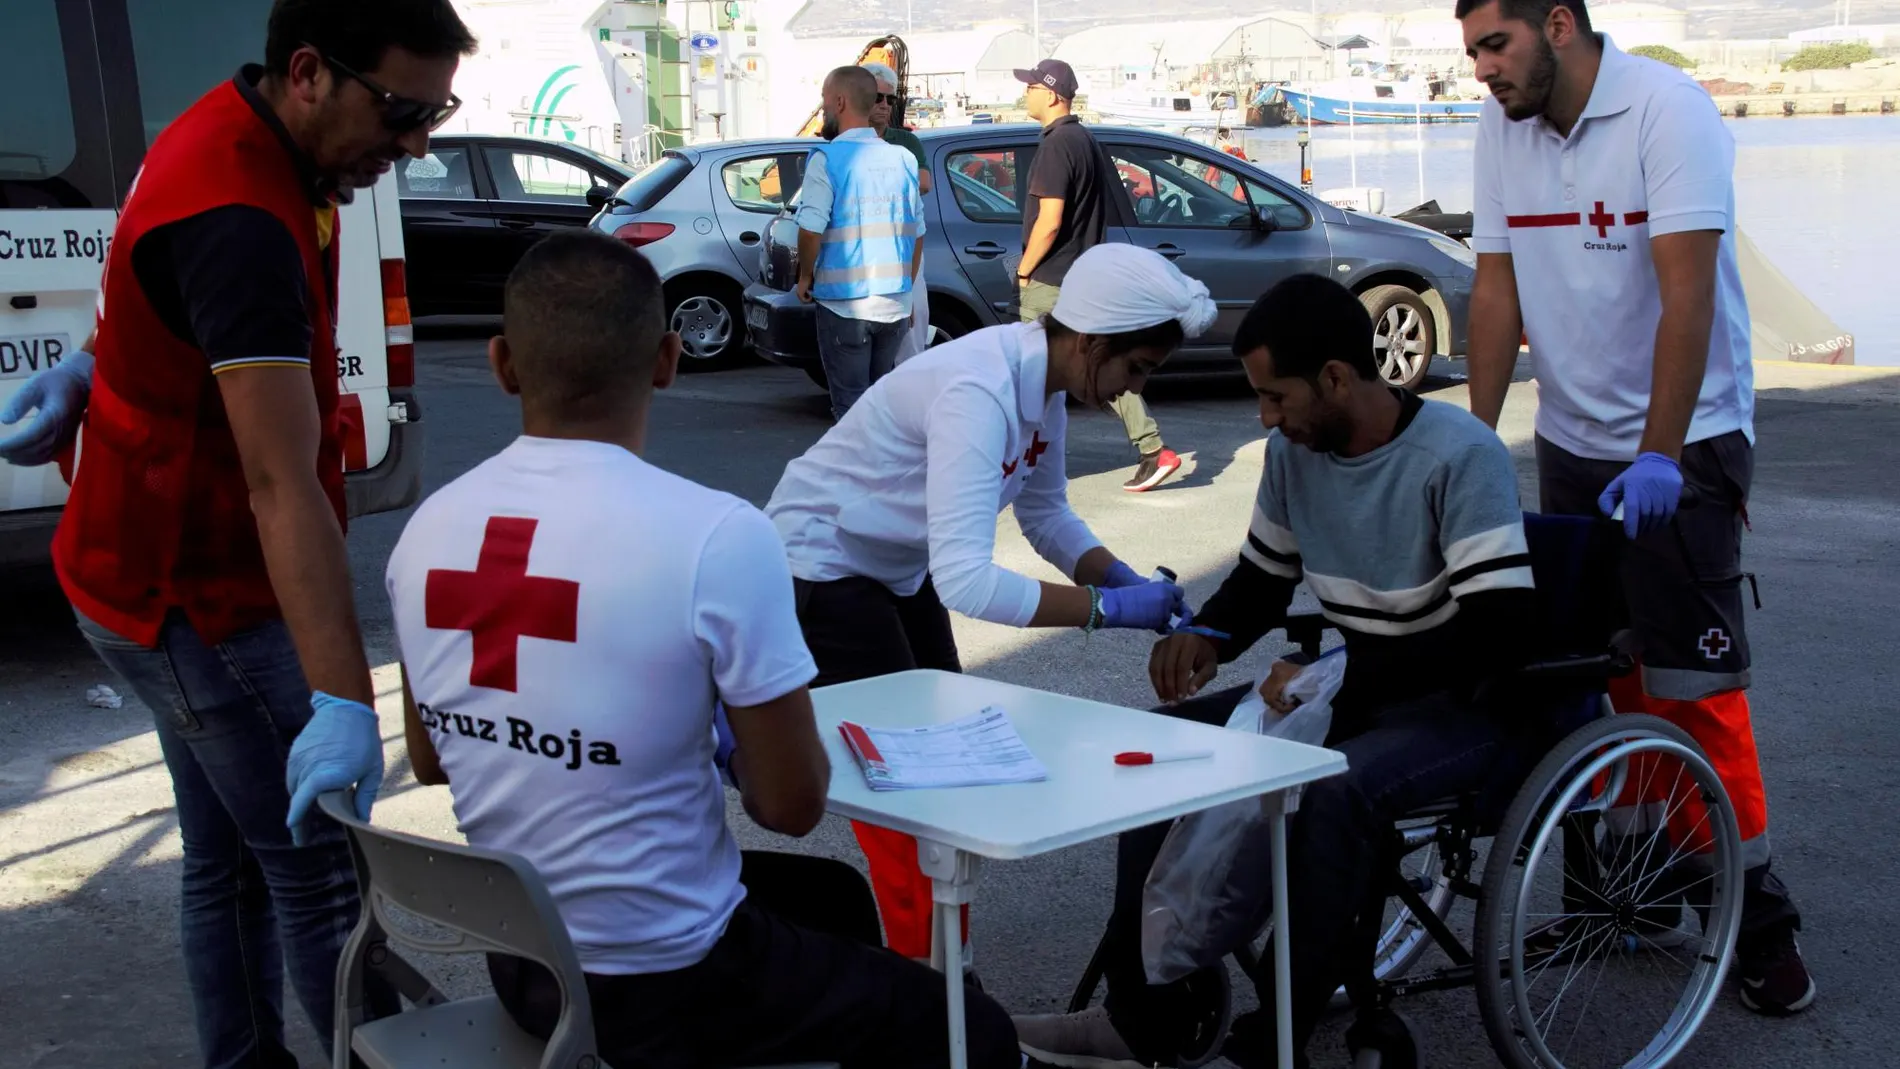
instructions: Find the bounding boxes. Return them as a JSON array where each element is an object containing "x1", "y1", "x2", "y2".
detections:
[
  {"x1": 926, "y1": 300, "x2": 978, "y2": 348},
  {"x1": 668, "y1": 283, "x2": 748, "y2": 372},
  {"x1": 1361, "y1": 285, "x2": 1435, "y2": 391}
]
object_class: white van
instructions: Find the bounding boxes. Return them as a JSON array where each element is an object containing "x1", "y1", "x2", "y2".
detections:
[{"x1": 0, "y1": 0, "x2": 423, "y2": 567}]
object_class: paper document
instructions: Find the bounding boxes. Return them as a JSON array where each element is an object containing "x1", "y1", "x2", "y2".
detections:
[{"x1": 838, "y1": 706, "x2": 1049, "y2": 791}]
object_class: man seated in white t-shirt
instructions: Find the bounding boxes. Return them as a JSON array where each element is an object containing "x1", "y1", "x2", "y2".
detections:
[{"x1": 377, "y1": 230, "x2": 1019, "y2": 1069}]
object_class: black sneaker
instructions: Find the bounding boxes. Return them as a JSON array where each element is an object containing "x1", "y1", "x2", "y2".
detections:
[
  {"x1": 1122, "y1": 449, "x2": 1182, "y2": 492},
  {"x1": 1737, "y1": 925, "x2": 1816, "y2": 1016}
]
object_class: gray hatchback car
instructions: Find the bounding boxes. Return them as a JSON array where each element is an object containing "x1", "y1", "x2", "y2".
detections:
[
  {"x1": 741, "y1": 124, "x2": 1477, "y2": 390},
  {"x1": 589, "y1": 138, "x2": 820, "y2": 370}
]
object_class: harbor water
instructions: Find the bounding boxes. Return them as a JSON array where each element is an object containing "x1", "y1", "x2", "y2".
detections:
[{"x1": 1239, "y1": 115, "x2": 1900, "y2": 366}]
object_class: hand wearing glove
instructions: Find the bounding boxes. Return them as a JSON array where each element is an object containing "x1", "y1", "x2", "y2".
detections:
[
  {"x1": 1598, "y1": 451, "x2": 1683, "y2": 539},
  {"x1": 1100, "y1": 560, "x2": 1145, "y2": 589},
  {"x1": 1098, "y1": 579, "x2": 1188, "y2": 634},
  {"x1": 0, "y1": 351, "x2": 94, "y2": 467},
  {"x1": 285, "y1": 692, "x2": 385, "y2": 846}
]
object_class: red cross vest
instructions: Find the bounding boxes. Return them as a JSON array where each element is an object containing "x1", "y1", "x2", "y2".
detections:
[{"x1": 54, "y1": 79, "x2": 345, "y2": 648}]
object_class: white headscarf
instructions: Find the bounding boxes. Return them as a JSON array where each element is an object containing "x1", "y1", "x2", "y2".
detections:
[{"x1": 1050, "y1": 243, "x2": 1219, "y2": 339}]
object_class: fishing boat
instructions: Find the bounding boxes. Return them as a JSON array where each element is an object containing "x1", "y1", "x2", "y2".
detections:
[
  {"x1": 1278, "y1": 77, "x2": 1484, "y2": 125},
  {"x1": 1092, "y1": 87, "x2": 1242, "y2": 131}
]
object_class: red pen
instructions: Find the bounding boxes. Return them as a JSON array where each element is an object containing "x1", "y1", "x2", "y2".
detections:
[{"x1": 1115, "y1": 749, "x2": 1215, "y2": 766}]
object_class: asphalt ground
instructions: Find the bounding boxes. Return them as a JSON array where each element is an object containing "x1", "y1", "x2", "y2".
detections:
[{"x1": 2, "y1": 334, "x2": 1895, "y2": 1068}]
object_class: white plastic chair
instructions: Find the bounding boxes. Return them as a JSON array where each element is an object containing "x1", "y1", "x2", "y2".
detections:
[{"x1": 318, "y1": 792, "x2": 838, "y2": 1069}]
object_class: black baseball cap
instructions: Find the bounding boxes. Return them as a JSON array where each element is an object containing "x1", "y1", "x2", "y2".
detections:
[{"x1": 1013, "y1": 59, "x2": 1079, "y2": 101}]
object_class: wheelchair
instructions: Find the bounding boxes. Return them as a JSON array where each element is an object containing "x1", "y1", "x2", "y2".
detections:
[{"x1": 1062, "y1": 515, "x2": 1747, "y2": 1069}]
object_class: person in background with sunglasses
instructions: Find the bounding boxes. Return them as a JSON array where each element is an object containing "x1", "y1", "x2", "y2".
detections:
[{"x1": 0, "y1": 2, "x2": 474, "y2": 1066}]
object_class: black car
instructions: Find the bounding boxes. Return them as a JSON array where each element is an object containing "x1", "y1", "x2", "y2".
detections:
[{"x1": 395, "y1": 134, "x2": 634, "y2": 316}]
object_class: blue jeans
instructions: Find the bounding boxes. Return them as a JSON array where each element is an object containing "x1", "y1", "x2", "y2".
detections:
[
  {"x1": 76, "y1": 609, "x2": 365, "y2": 1069},
  {"x1": 816, "y1": 305, "x2": 908, "y2": 420}
]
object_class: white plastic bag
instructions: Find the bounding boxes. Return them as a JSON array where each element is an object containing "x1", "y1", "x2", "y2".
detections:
[{"x1": 1140, "y1": 649, "x2": 1348, "y2": 984}]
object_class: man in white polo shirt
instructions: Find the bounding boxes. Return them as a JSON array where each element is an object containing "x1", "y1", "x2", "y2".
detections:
[
  {"x1": 353, "y1": 230, "x2": 1019, "y2": 1068},
  {"x1": 1459, "y1": 0, "x2": 1813, "y2": 1015}
]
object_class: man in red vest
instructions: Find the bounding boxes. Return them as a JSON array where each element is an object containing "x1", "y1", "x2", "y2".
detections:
[{"x1": 0, "y1": 2, "x2": 475, "y2": 1064}]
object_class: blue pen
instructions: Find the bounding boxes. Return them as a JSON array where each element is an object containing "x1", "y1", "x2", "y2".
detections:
[{"x1": 1151, "y1": 566, "x2": 1232, "y2": 641}]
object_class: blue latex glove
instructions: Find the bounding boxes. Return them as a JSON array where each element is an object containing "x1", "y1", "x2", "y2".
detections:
[
  {"x1": 0, "y1": 350, "x2": 93, "y2": 467},
  {"x1": 1099, "y1": 579, "x2": 1188, "y2": 634},
  {"x1": 1101, "y1": 560, "x2": 1145, "y2": 589},
  {"x1": 285, "y1": 691, "x2": 384, "y2": 846},
  {"x1": 713, "y1": 701, "x2": 737, "y2": 772},
  {"x1": 1598, "y1": 451, "x2": 1683, "y2": 539}
]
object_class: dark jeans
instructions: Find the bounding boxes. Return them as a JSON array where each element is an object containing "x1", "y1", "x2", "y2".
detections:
[
  {"x1": 489, "y1": 852, "x2": 1018, "y2": 1069},
  {"x1": 794, "y1": 574, "x2": 962, "y2": 686},
  {"x1": 75, "y1": 609, "x2": 371, "y2": 1069},
  {"x1": 1101, "y1": 685, "x2": 1530, "y2": 1064},
  {"x1": 816, "y1": 305, "x2": 909, "y2": 421}
]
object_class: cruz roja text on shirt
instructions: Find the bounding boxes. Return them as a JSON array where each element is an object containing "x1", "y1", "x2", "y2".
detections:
[{"x1": 417, "y1": 701, "x2": 622, "y2": 770}]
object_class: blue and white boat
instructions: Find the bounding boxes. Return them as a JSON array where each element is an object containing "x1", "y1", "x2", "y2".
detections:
[{"x1": 1278, "y1": 79, "x2": 1484, "y2": 125}]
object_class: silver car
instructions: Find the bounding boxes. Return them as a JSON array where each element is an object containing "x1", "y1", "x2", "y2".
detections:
[
  {"x1": 589, "y1": 139, "x2": 819, "y2": 371},
  {"x1": 741, "y1": 124, "x2": 1478, "y2": 390}
]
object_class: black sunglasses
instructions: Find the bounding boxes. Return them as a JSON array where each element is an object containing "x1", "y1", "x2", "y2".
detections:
[
  {"x1": 324, "y1": 55, "x2": 462, "y2": 133},
  {"x1": 875, "y1": 92, "x2": 899, "y2": 105}
]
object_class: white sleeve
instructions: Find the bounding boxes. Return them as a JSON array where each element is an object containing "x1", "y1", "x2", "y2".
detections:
[
  {"x1": 924, "y1": 382, "x2": 1045, "y2": 627},
  {"x1": 1012, "y1": 401, "x2": 1103, "y2": 579},
  {"x1": 795, "y1": 150, "x2": 833, "y2": 234},
  {"x1": 693, "y1": 505, "x2": 818, "y2": 708},
  {"x1": 1471, "y1": 103, "x2": 1510, "y2": 255},
  {"x1": 1640, "y1": 81, "x2": 1733, "y2": 237}
]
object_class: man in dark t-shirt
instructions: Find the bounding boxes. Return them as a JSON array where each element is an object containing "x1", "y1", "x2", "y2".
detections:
[{"x1": 1012, "y1": 59, "x2": 1184, "y2": 492}]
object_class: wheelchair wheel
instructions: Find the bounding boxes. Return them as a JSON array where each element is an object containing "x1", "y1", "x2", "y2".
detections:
[
  {"x1": 1372, "y1": 816, "x2": 1459, "y2": 983},
  {"x1": 1475, "y1": 714, "x2": 1744, "y2": 1069},
  {"x1": 1298, "y1": 814, "x2": 1455, "y2": 1008}
]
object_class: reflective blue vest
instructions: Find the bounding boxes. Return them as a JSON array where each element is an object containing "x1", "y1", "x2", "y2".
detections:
[{"x1": 812, "y1": 136, "x2": 920, "y2": 303}]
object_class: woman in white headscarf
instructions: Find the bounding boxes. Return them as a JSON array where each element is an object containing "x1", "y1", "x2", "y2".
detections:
[{"x1": 763, "y1": 243, "x2": 1220, "y2": 962}]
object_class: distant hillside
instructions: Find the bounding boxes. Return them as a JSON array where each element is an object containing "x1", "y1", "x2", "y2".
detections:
[{"x1": 793, "y1": 0, "x2": 1900, "y2": 43}]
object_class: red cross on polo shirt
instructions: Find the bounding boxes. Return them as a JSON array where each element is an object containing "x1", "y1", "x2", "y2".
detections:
[
  {"x1": 426, "y1": 516, "x2": 580, "y2": 692},
  {"x1": 1588, "y1": 201, "x2": 1617, "y2": 238},
  {"x1": 1024, "y1": 432, "x2": 1050, "y2": 468}
]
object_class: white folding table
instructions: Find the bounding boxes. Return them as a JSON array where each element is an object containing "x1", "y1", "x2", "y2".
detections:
[{"x1": 813, "y1": 670, "x2": 1348, "y2": 1069}]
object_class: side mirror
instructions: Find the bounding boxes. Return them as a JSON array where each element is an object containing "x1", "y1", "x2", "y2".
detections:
[
  {"x1": 1254, "y1": 205, "x2": 1280, "y2": 233},
  {"x1": 586, "y1": 185, "x2": 613, "y2": 210}
]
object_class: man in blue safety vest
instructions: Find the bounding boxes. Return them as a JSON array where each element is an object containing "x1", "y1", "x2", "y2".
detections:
[{"x1": 796, "y1": 65, "x2": 926, "y2": 421}]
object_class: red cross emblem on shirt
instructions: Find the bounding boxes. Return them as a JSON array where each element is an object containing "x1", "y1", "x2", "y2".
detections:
[
  {"x1": 1587, "y1": 202, "x2": 1617, "y2": 238},
  {"x1": 1588, "y1": 201, "x2": 1651, "y2": 238},
  {"x1": 425, "y1": 516, "x2": 580, "y2": 692},
  {"x1": 1024, "y1": 432, "x2": 1049, "y2": 468}
]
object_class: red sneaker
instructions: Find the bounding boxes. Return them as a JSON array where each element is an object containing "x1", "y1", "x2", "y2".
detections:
[{"x1": 1123, "y1": 448, "x2": 1182, "y2": 492}]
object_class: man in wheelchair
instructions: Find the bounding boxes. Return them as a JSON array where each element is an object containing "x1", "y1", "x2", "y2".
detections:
[{"x1": 1015, "y1": 275, "x2": 1542, "y2": 1069}]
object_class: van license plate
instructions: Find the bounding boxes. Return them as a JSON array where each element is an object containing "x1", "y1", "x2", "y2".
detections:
[
  {"x1": 746, "y1": 305, "x2": 769, "y2": 331},
  {"x1": 0, "y1": 334, "x2": 73, "y2": 379}
]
